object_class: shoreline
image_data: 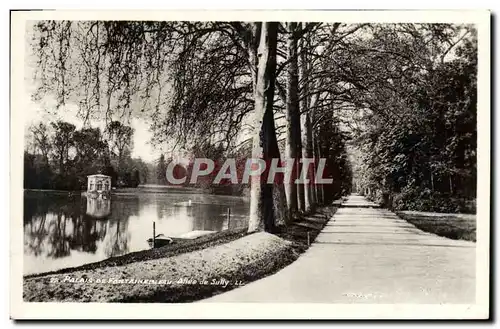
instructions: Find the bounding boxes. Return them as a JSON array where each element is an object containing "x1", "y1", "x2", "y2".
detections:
[
  {"x1": 24, "y1": 228, "x2": 249, "y2": 279},
  {"x1": 24, "y1": 186, "x2": 206, "y2": 194},
  {"x1": 23, "y1": 186, "x2": 248, "y2": 199}
]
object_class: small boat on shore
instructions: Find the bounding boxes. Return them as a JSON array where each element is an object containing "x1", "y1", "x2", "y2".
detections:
[
  {"x1": 147, "y1": 234, "x2": 174, "y2": 248},
  {"x1": 147, "y1": 230, "x2": 216, "y2": 248}
]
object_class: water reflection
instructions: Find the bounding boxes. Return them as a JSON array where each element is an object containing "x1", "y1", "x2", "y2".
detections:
[
  {"x1": 23, "y1": 192, "x2": 248, "y2": 275},
  {"x1": 86, "y1": 197, "x2": 111, "y2": 219}
]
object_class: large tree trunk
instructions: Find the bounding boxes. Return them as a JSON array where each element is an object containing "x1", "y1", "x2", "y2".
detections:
[
  {"x1": 284, "y1": 22, "x2": 301, "y2": 218},
  {"x1": 299, "y1": 26, "x2": 314, "y2": 213},
  {"x1": 247, "y1": 22, "x2": 279, "y2": 233},
  {"x1": 296, "y1": 27, "x2": 308, "y2": 213},
  {"x1": 300, "y1": 111, "x2": 314, "y2": 212},
  {"x1": 267, "y1": 107, "x2": 289, "y2": 228},
  {"x1": 306, "y1": 89, "x2": 320, "y2": 209}
]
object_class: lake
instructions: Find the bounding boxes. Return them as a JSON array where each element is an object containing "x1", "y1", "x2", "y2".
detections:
[{"x1": 23, "y1": 190, "x2": 249, "y2": 275}]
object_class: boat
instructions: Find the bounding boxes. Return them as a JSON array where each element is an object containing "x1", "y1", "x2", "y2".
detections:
[{"x1": 147, "y1": 234, "x2": 174, "y2": 248}]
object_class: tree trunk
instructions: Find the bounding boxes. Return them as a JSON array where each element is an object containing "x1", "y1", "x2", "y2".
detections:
[
  {"x1": 306, "y1": 88, "x2": 320, "y2": 209},
  {"x1": 284, "y1": 22, "x2": 301, "y2": 218},
  {"x1": 299, "y1": 26, "x2": 313, "y2": 213},
  {"x1": 247, "y1": 22, "x2": 279, "y2": 233},
  {"x1": 59, "y1": 151, "x2": 65, "y2": 174},
  {"x1": 315, "y1": 138, "x2": 324, "y2": 204},
  {"x1": 267, "y1": 107, "x2": 289, "y2": 228},
  {"x1": 300, "y1": 112, "x2": 314, "y2": 212},
  {"x1": 296, "y1": 26, "x2": 308, "y2": 213},
  {"x1": 310, "y1": 113, "x2": 318, "y2": 205},
  {"x1": 296, "y1": 147, "x2": 305, "y2": 211}
]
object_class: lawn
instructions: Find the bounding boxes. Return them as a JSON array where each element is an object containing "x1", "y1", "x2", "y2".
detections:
[{"x1": 396, "y1": 211, "x2": 476, "y2": 242}]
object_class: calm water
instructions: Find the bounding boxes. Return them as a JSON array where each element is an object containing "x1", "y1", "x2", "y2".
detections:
[{"x1": 23, "y1": 191, "x2": 249, "y2": 275}]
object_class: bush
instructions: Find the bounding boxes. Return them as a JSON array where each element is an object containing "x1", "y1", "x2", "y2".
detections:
[{"x1": 390, "y1": 187, "x2": 476, "y2": 214}]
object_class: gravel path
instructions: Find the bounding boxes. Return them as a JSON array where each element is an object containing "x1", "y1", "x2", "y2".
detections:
[{"x1": 204, "y1": 194, "x2": 476, "y2": 303}]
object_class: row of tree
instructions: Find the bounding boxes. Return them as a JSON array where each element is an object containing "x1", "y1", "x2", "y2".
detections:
[
  {"x1": 30, "y1": 20, "x2": 476, "y2": 231},
  {"x1": 350, "y1": 25, "x2": 477, "y2": 213},
  {"x1": 24, "y1": 120, "x2": 148, "y2": 190}
]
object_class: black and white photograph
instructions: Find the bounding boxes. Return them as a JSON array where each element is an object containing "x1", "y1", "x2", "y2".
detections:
[{"x1": 9, "y1": 9, "x2": 490, "y2": 319}]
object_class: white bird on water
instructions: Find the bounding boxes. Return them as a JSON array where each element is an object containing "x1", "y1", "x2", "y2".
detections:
[{"x1": 175, "y1": 199, "x2": 192, "y2": 207}]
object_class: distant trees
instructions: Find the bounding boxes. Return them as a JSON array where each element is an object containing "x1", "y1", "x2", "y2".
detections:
[
  {"x1": 316, "y1": 118, "x2": 353, "y2": 203},
  {"x1": 156, "y1": 154, "x2": 167, "y2": 185},
  {"x1": 24, "y1": 152, "x2": 52, "y2": 189},
  {"x1": 106, "y1": 121, "x2": 134, "y2": 165},
  {"x1": 51, "y1": 121, "x2": 76, "y2": 174},
  {"x1": 27, "y1": 123, "x2": 54, "y2": 188},
  {"x1": 30, "y1": 123, "x2": 52, "y2": 166},
  {"x1": 24, "y1": 120, "x2": 145, "y2": 190}
]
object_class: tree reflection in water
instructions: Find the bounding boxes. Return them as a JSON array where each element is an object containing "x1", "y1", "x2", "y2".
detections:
[
  {"x1": 86, "y1": 197, "x2": 112, "y2": 219},
  {"x1": 102, "y1": 198, "x2": 136, "y2": 258},
  {"x1": 23, "y1": 194, "x2": 139, "y2": 271}
]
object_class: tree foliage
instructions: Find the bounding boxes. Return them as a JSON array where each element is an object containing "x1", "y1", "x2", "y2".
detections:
[
  {"x1": 24, "y1": 121, "x2": 145, "y2": 190},
  {"x1": 350, "y1": 25, "x2": 477, "y2": 213}
]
